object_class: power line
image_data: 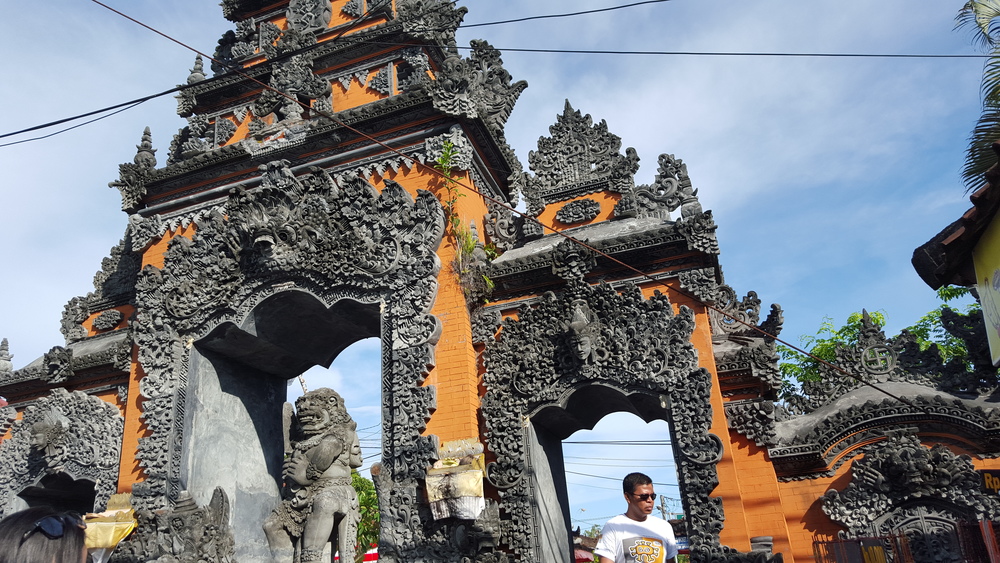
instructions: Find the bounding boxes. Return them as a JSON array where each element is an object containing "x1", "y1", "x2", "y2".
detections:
[
  {"x1": 566, "y1": 470, "x2": 678, "y2": 487},
  {"x1": 459, "y1": 0, "x2": 671, "y2": 29},
  {"x1": 564, "y1": 440, "x2": 672, "y2": 445},
  {"x1": 0, "y1": 47, "x2": 984, "y2": 143}
]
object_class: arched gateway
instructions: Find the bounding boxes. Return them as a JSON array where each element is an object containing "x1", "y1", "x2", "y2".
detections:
[{"x1": 3, "y1": 2, "x2": 1000, "y2": 562}]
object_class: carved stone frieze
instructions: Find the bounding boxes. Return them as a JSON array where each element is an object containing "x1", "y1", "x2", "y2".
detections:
[
  {"x1": 369, "y1": 65, "x2": 392, "y2": 95},
  {"x1": 92, "y1": 309, "x2": 125, "y2": 332},
  {"x1": 822, "y1": 433, "x2": 1000, "y2": 538},
  {"x1": 397, "y1": 0, "x2": 467, "y2": 49},
  {"x1": 555, "y1": 198, "x2": 601, "y2": 225},
  {"x1": 771, "y1": 395, "x2": 1000, "y2": 480},
  {"x1": 678, "y1": 268, "x2": 719, "y2": 305},
  {"x1": 424, "y1": 125, "x2": 475, "y2": 172},
  {"x1": 725, "y1": 399, "x2": 777, "y2": 447},
  {"x1": 253, "y1": 55, "x2": 331, "y2": 123},
  {"x1": 0, "y1": 388, "x2": 123, "y2": 516},
  {"x1": 342, "y1": 0, "x2": 364, "y2": 18},
  {"x1": 397, "y1": 48, "x2": 431, "y2": 92},
  {"x1": 286, "y1": 0, "x2": 332, "y2": 35},
  {"x1": 471, "y1": 308, "x2": 502, "y2": 345}
]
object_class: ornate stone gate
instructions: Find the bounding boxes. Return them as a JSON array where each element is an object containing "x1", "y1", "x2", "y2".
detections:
[{"x1": 2, "y1": 1, "x2": 999, "y2": 562}]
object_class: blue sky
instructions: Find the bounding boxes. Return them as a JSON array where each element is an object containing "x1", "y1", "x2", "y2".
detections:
[{"x1": 0, "y1": 0, "x2": 989, "y2": 533}]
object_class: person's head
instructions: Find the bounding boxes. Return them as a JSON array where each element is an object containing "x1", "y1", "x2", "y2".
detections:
[
  {"x1": 0, "y1": 506, "x2": 87, "y2": 563},
  {"x1": 622, "y1": 472, "x2": 656, "y2": 521}
]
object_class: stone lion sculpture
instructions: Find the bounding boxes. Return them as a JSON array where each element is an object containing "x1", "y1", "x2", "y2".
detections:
[{"x1": 263, "y1": 388, "x2": 363, "y2": 563}]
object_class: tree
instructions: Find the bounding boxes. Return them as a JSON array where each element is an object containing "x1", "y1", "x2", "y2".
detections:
[
  {"x1": 777, "y1": 286, "x2": 982, "y2": 398},
  {"x1": 352, "y1": 470, "x2": 379, "y2": 562},
  {"x1": 957, "y1": 1, "x2": 1000, "y2": 189}
]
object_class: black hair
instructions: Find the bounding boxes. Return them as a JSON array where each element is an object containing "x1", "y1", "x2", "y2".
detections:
[
  {"x1": 622, "y1": 472, "x2": 653, "y2": 495},
  {"x1": 0, "y1": 506, "x2": 87, "y2": 563}
]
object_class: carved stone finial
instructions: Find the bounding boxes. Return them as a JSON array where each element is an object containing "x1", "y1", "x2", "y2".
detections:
[
  {"x1": 186, "y1": 55, "x2": 206, "y2": 84},
  {"x1": 0, "y1": 339, "x2": 12, "y2": 373},
  {"x1": 60, "y1": 296, "x2": 90, "y2": 344},
  {"x1": 133, "y1": 127, "x2": 157, "y2": 169},
  {"x1": 111, "y1": 128, "x2": 156, "y2": 212}
]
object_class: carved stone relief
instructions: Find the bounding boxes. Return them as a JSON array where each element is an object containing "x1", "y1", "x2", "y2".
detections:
[
  {"x1": 524, "y1": 101, "x2": 638, "y2": 206},
  {"x1": 286, "y1": 0, "x2": 332, "y2": 35},
  {"x1": 114, "y1": 487, "x2": 235, "y2": 563},
  {"x1": 823, "y1": 432, "x2": 1000, "y2": 551},
  {"x1": 555, "y1": 198, "x2": 601, "y2": 224},
  {"x1": 0, "y1": 388, "x2": 123, "y2": 516},
  {"x1": 482, "y1": 239, "x2": 777, "y2": 562},
  {"x1": 428, "y1": 40, "x2": 527, "y2": 134},
  {"x1": 92, "y1": 309, "x2": 125, "y2": 332}
]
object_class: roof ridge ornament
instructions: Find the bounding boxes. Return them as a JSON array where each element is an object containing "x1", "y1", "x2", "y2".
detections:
[
  {"x1": 109, "y1": 127, "x2": 157, "y2": 213},
  {"x1": 525, "y1": 100, "x2": 639, "y2": 198}
]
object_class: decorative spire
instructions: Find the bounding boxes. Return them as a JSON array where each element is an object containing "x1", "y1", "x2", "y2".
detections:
[
  {"x1": 186, "y1": 55, "x2": 206, "y2": 85},
  {"x1": 133, "y1": 127, "x2": 157, "y2": 170},
  {"x1": 0, "y1": 338, "x2": 12, "y2": 373}
]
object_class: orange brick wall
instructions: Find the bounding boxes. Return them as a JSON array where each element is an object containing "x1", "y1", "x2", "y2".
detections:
[
  {"x1": 640, "y1": 282, "x2": 754, "y2": 550},
  {"x1": 370, "y1": 164, "x2": 488, "y2": 444}
]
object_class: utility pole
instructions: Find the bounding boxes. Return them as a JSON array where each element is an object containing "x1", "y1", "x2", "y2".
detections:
[{"x1": 658, "y1": 495, "x2": 668, "y2": 520}]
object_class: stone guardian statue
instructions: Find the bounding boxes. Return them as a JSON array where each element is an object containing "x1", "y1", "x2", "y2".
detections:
[{"x1": 263, "y1": 388, "x2": 363, "y2": 562}]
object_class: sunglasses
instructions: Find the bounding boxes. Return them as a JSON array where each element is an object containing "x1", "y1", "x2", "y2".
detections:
[
  {"x1": 22, "y1": 513, "x2": 86, "y2": 542},
  {"x1": 631, "y1": 493, "x2": 657, "y2": 502}
]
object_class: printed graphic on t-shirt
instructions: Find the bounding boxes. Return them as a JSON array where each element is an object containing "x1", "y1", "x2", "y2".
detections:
[{"x1": 621, "y1": 536, "x2": 665, "y2": 563}]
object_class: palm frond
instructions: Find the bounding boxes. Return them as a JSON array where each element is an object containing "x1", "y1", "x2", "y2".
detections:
[
  {"x1": 962, "y1": 103, "x2": 1000, "y2": 190},
  {"x1": 957, "y1": 0, "x2": 1000, "y2": 50}
]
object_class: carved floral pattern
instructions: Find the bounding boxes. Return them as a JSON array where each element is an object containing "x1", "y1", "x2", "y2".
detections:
[{"x1": 555, "y1": 198, "x2": 601, "y2": 224}]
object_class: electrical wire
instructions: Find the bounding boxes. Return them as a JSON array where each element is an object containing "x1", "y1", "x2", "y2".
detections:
[
  {"x1": 566, "y1": 470, "x2": 678, "y2": 487},
  {"x1": 87, "y1": 1, "x2": 932, "y2": 413},
  {"x1": 458, "y1": 0, "x2": 671, "y2": 29}
]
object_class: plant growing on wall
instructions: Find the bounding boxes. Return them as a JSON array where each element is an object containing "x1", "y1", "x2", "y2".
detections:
[{"x1": 432, "y1": 140, "x2": 496, "y2": 305}]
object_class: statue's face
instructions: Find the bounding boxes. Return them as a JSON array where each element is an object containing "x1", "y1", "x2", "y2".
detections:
[
  {"x1": 28, "y1": 425, "x2": 47, "y2": 449},
  {"x1": 296, "y1": 392, "x2": 336, "y2": 435},
  {"x1": 571, "y1": 334, "x2": 592, "y2": 360}
]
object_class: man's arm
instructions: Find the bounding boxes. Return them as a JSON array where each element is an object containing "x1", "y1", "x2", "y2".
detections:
[{"x1": 598, "y1": 557, "x2": 614, "y2": 563}]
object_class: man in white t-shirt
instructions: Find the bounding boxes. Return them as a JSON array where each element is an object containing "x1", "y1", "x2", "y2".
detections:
[{"x1": 595, "y1": 472, "x2": 677, "y2": 563}]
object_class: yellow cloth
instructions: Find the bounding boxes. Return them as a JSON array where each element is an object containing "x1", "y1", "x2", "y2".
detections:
[{"x1": 84, "y1": 521, "x2": 136, "y2": 549}]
